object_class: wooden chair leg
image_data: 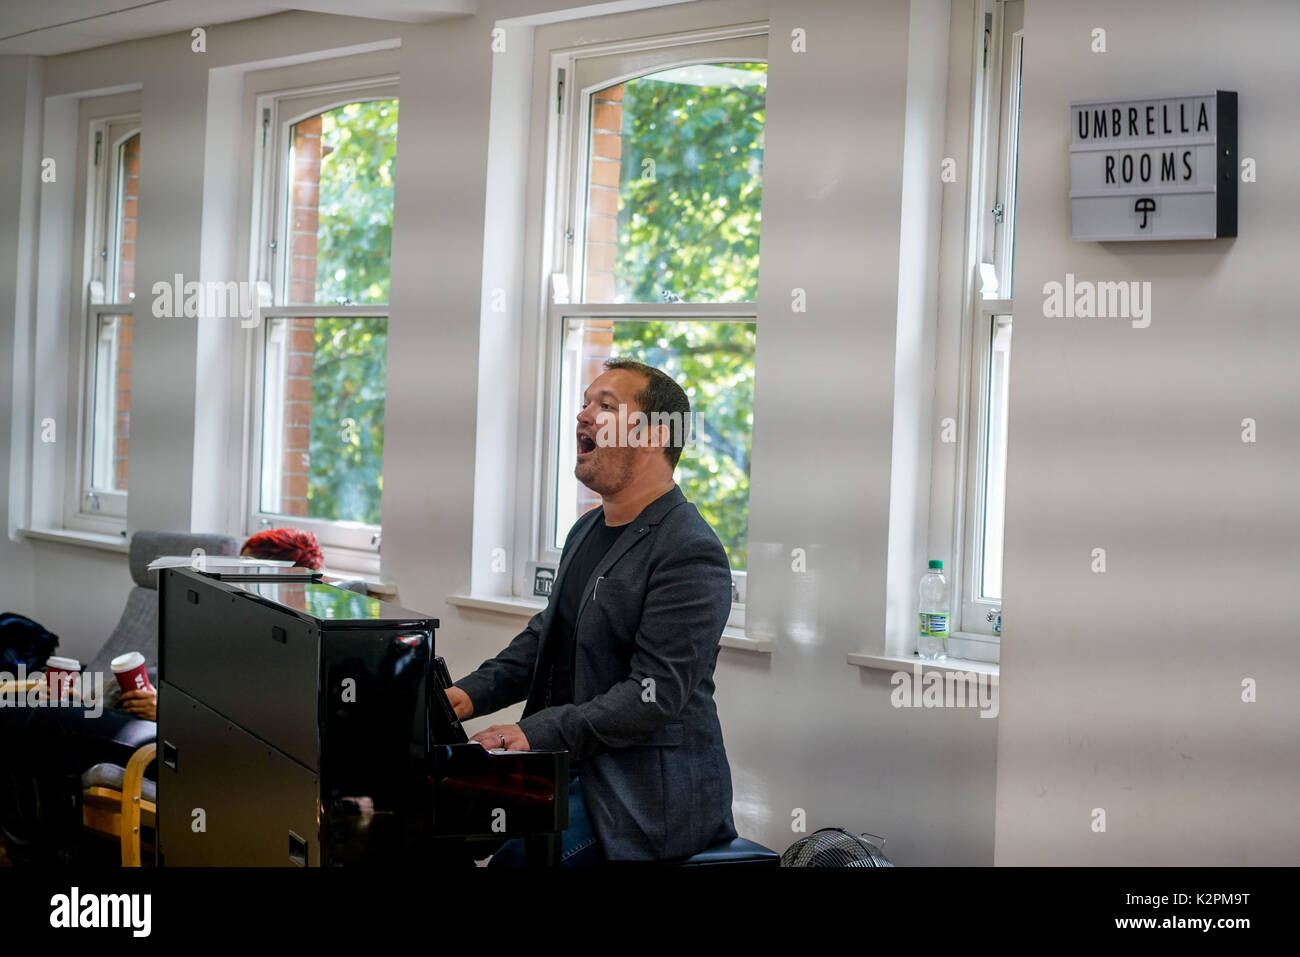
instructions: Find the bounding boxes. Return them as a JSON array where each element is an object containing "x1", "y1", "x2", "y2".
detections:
[{"x1": 120, "y1": 743, "x2": 157, "y2": 867}]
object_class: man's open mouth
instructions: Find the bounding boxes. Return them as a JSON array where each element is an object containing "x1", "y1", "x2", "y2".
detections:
[{"x1": 577, "y1": 432, "x2": 597, "y2": 456}]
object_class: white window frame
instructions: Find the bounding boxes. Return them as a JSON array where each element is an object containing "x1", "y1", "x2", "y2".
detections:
[
  {"x1": 941, "y1": 0, "x2": 1022, "y2": 657},
  {"x1": 959, "y1": 302, "x2": 1012, "y2": 636},
  {"x1": 514, "y1": 17, "x2": 770, "y2": 627},
  {"x1": 63, "y1": 98, "x2": 141, "y2": 533},
  {"x1": 244, "y1": 72, "x2": 398, "y2": 570}
]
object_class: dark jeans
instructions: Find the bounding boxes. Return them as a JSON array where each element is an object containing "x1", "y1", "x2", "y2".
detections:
[
  {"x1": 0, "y1": 700, "x2": 156, "y2": 864},
  {"x1": 488, "y1": 773, "x2": 603, "y2": 867}
]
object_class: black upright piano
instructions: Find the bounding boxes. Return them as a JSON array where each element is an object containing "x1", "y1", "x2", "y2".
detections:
[{"x1": 155, "y1": 567, "x2": 567, "y2": 866}]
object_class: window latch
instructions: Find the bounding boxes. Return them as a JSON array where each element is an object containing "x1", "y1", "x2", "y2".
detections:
[{"x1": 991, "y1": 202, "x2": 1005, "y2": 224}]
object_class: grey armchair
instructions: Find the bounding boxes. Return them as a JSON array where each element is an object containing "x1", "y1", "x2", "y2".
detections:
[
  {"x1": 79, "y1": 530, "x2": 241, "y2": 865},
  {"x1": 85, "y1": 530, "x2": 242, "y2": 712}
]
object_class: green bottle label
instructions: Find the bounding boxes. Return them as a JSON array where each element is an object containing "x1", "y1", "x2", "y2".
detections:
[{"x1": 919, "y1": 613, "x2": 949, "y2": 638}]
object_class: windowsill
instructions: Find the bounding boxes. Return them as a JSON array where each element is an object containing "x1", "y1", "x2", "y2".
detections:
[
  {"x1": 317, "y1": 543, "x2": 380, "y2": 579},
  {"x1": 718, "y1": 627, "x2": 771, "y2": 653},
  {"x1": 446, "y1": 593, "x2": 546, "y2": 616},
  {"x1": 847, "y1": 652, "x2": 999, "y2": 685},
  {"x1": 20, "y1": 527, "x2": 129, "y2": 555},
  {"x1": 444, "y1": 593, "x2": 772, "y2": 653},
  {"x1": 321, "y1": 568, "x2": 398, "y2": 597},
  {"x1": 19, "y1": 529, "x2": 401, "y2": 590}
]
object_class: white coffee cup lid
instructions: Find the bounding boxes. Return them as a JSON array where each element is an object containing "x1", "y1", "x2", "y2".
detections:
[
  {"x1": 46, "y1": 656, "x2": 81, "y2": 670},
  {"x1": 111, "y1": 651, "x2": 146, "y2": 672}
]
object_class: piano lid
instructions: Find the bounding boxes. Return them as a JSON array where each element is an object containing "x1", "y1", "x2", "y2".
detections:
[
  {"x1": 231, "y1": 579, "x2": 438, "y2": 628},
  {"x1": 196, "y1": 564, "x2": 321, "y2": 582}
]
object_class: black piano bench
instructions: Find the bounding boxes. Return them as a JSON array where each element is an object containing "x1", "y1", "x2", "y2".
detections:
[{"x1": 671, "y1": 836, "x2": 781, "y2": 867}]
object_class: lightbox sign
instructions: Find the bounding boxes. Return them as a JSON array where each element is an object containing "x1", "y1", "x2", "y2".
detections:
[{"x1": 1069, "y1": 91, "x2": 1236, "y2": 241}]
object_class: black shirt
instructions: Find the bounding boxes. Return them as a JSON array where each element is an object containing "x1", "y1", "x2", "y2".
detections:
[{"x1": 543, "y1": 510, "x2": 625, "y2": 711}]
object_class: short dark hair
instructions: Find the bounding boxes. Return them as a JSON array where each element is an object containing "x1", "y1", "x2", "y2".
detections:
[{"x1": 602, "y1": 357, "x2": 691, "y2": 468}]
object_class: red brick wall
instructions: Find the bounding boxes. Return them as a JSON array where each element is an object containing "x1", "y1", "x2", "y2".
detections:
[
  {"x1": 575, "y1": 83, "x2": 625, "y2": 518},
  {"x1": 289, "y1": 115, "x2": 322, "y2": 305},
  {"x1": 278, "y1": 114, "x2": 326, "y2": 517},
  {"x1": 113, "y1": 132, "x2": 140, "y2": 491},
  {"x1": 117, "y1": 133, "x2": 138, "y2": 301},
  {"x1": 114, "y1": 315, "x2": 132, "y2": 490},
  {"x1": 585, "y1": 83, "x2": 623, "y2": 305},
  {"x1": 280, "y1": 318, "x2": 315, "y2": 517}
]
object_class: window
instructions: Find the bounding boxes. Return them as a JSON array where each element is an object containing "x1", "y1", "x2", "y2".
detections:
[
  {"x1": 67, "y1": 107, "x2": 141, "y2": 529},
  {"x1": 550, "y1": 311, "x2": 757, "y2": 569},
  {"x1": 952, "y1": 0, "x2": 1022, "y2": 647},
  {"x1": 979, "y1": 313, "x2": 1012, "y2": 601},
  {"x1": 249, "y1": 80, "x2": 397, "y2": 560},
  {"x1": 532, "y1": 27, "x2": 767, "y2": 610},
  {"x1": 574, "y1": 62, "x2": 766, "y2": 305}
]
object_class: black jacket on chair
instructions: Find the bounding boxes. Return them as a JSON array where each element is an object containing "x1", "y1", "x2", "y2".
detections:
[{"x1": 454, "y1": 485, "x2": 737, "y2": 861}]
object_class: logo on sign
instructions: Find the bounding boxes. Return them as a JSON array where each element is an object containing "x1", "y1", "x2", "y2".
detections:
[
  {"x1": 532, "y1": 567, "x2": 556, "y2": 598},
  {"x1": 1134, "y1": 197, "x2": 1156, "y2": 229}
]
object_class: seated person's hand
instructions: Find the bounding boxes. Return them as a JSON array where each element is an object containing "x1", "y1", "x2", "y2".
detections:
[
  {"x1": 119, "y1": 689, "x2": 158, "y2": 721},
  {"x1": 446, "y1": 685, "x2": 473, "y2": 721},
  {"x1": 469, "y1": 724, "x2": 530, "y2": 751}
]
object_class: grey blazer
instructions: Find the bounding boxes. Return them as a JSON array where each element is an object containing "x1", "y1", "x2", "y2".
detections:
[{"x1": 453, "y1": 484, "x2": 737, "y2": 861}]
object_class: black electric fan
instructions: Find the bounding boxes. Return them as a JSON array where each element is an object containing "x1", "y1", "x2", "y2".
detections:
[{"x1": 780, "y1": 827, "x2": 895, "y2": 867}]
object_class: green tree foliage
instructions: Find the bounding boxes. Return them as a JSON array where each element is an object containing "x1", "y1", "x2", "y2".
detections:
[
  {"x1": 316, "y1": 99, "x2": 398, "y2": 304},
  {"x1": 610, "y1": 320, "x2": 754, "y2": 570},
  {"x1": 306, "y1": 317, "x2": 387, "y2": 525},
  {"x1": 301, "y1": 99, "x2": 396, "y2": 524},
  {"x1": 608, "y1": 64, "x2": 764, "y2": 569},
  {"x1": 614, "y1": 64, "x2": 764, "y2": 303}
]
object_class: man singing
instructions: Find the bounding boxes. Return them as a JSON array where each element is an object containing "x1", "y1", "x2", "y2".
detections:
[{"x1": 448, "y1": 358, "x2": 737, "y2": 865}]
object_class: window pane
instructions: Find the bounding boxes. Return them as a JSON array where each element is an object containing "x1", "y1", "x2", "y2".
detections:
[
  {"x1": 1005, "y1": 44, "x2": 1022, "y2": 298},
  {"x1": 89, "y1": 313, "x2": 131, "y2": 492},
  {"x1": 980, "y1": 315, "x2": 1012, "y2": 599},
  {"x1": 554, "y1": 317, "x2": 754, "y2": 570},
  {"x1": 285, "y1": 100, "x2": 398, "y2": 306},
  {"x1": 111, "y1": 132, "x2": 140, "y2": 302},
  {"x1": 260, "y1": 316, "x2": 387, "y2": 524},
  {"x1": 583, "y1": 63, "x2": 766, "y2": 304}
]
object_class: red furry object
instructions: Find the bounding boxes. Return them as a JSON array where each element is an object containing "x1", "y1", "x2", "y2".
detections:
[{"x1": 242, "y1": 527, "x2": 325, "y2": 570}]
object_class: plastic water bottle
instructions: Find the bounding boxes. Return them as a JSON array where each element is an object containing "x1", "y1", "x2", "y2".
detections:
[{"x1": 917, "y1": 560, "x2": 949, "y2": 659}]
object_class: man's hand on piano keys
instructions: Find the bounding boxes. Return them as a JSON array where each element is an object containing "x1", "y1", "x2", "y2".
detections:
[{"x1": 469, "y1": 724, "x2": 531, "y2": 752}]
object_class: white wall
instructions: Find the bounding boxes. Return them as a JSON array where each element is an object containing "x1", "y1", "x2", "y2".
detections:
[
  {"x1": 0, "y1": 57, "x2": 42, "y2": 618},
  {"x1": 2, "y1": 0, "x2": 998, "y2": 865},
  {"x1": 996, "y1": 0, "x2": 1300, "y2": 864},
  {"x1": 886, "y1": 0, "x2": 949, "y2": 658},
  {"x1": 723, "y1": 0, "x2": 994, "y2": 865}
]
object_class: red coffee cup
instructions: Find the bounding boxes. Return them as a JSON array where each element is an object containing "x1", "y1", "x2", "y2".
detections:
[
  {"x1": 44, "y1": 656, "x2": 81, "y2": 698},
  {"x1": 111, "y1": 651, "x2": 154, "y2": 694}
]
